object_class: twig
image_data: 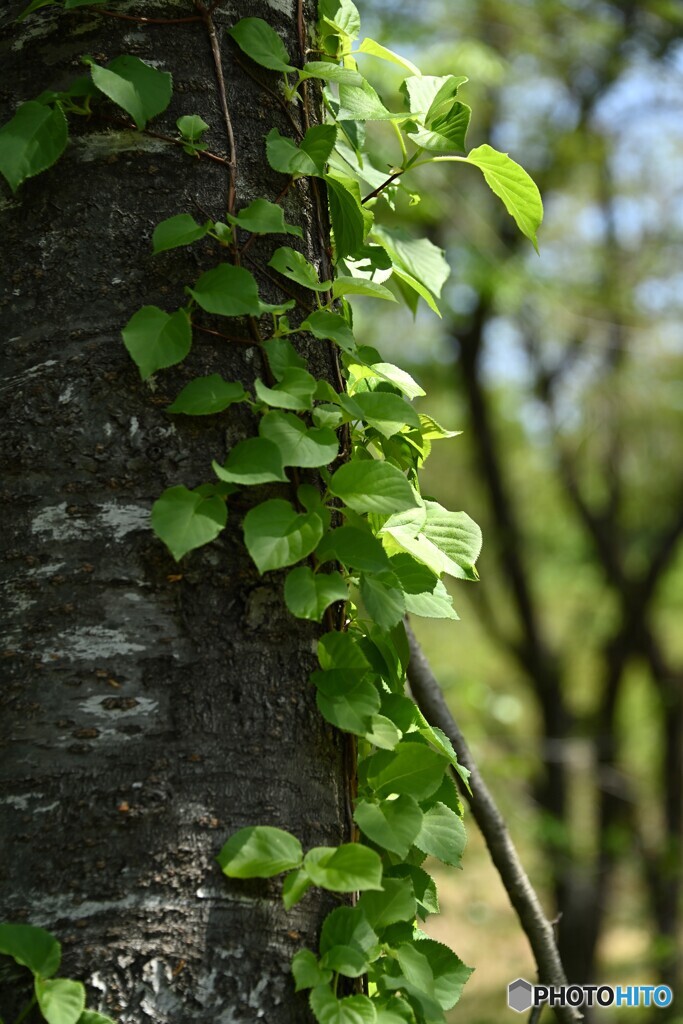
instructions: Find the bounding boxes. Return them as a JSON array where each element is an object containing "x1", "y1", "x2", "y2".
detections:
[
  {"x1": 143, "y1": 127, "x2": 231, "y2": 167},
  {"x1": 192, "y1": 323, "x2": 255, "y2": 346},
  {"x1": 234, "y1": 56, "x2": 303, "y2": 140},
  {"x1": 405, "y1": 622, "x2": 583, "y2": 1024},
  {"x1": 93, "y1": 8, "x2": 202, "y2": 23},
  {"x1": 196, "y1": 0, "x2": 237, "y2": 214},
  {"x1": 361, "y1": 169, "x2": 404, "y2": 204}
]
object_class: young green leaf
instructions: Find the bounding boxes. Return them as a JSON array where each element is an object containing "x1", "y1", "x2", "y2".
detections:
[
  {"x1": 122, "y1": 306, "x2": 192, "y2": 380},
  {"x1": 255, "y1": 368, "x2": 318, "y2": 411},
  {"x1": 465, "y1": 143, "x2": 543, "y2": 251},
  {"x1": 312, "y1": 669, "x2": 381, "y2": 734},
  {"x1": 422, "y1": 501, "x2": 482, "y2": 580},
  {"x1": 356, "y1": 38, "x2": 421, "y2": 76},
  {"x1": 283, "y1": 867, "x2": 314, "y2": 909},
  {"x1": 364, "y1": 742, "x2": 448, "y2": 801},
  {"x1": 268, "y1": 246, "x2": 331, "y2": 292},
  {"x1": 292, "y1": 949, "x2": 333, "y2": 992},
  {"x1": 226, "y1": 198, "x2": 303, "y2": 238},
  {"x1": 260, "y1": 411, "x2": 339, "y2": 468},
  {"x1": 386, "y1": 864, "x2": 439, "y2": 918},
  {"x1": 372, "y1": 226, "x2": 450, "y2": 307},
  {"x1": 329, "y1": 461, "x2": 418, "y2": 514},
  {"x1": 167, "y1": 375, "x2": 246, "y2": 415},
  {"x1": 342, "y1": 392, "x2": 420, "y2": 438},
  {"x1": 301, "y1": 62, "x2": 364, "y2": 86},
  {"x1": 152, "y1": 213, "x2": 209, "y2": 253},
  {"x1": 325, "y1": 175, "x2": 366, "y2": 260},
  {"x1": 228, "y1": 17, "x2": 295, "y2": 73},
  {"x1": 349, "y1": 362, "x2": 425, "y2": 400},
  {"x1": 151, "y1": 485, "x2": 227, "y2": 561},
  {"x1": 319, "y1": 0, "x2": 361, "y2": 43},
  {"x1": 189, "y1": 263, "x2": 292, "y2": 316},
  {"x1": 404, "y1": 579, "x2": 459, "y2": 620},
  {"x1": 285, "y1": 567, "x2": 348, "y2": 621},
  {"x1": 176, "y1": 114, "x2": 209, "y2": 141},
  {"x1": 262, "y1": 338, "x2": 306, "y2": 380},
  {"x1": 357, "y1": 877, "x2": 417, "y2": 930},
  {"x1": 316, "y1": 526, "x2": 391, "y2": 573},
  {"x1": 412, "y1": 940, "x2": 473, "y2": 1011},
  {"x1": 310, "y1": 985, "x2": 377, "y2": 1024},
  {"x1": 0, "y1": 101, "x2": 67, "y2": 193},
  {"x1": 301, "y1": 309, "x2": 356, "y2": 355},
  {"x1": 89, "y1": 55, "x2": 172, "y2": 130},
  {"x1": 213, "y1": 437, "x2": 287, "y2": 485},
  {"x1": 266, "y1": 124, "x2": 337, "y2": 177},
  {"x1": 414, "y1": 802, "x2": 467, "y2": 867},
  {"x1": 35, "y1": 978, "x2": 86, "y2": 1024},
  {"x1": 217, "y1": 825, "x2": 303, "y2": 877},
  {"x1": 337, "y1": 80, "x2": 403, "y2": 122},
  {"x1": 363, "y1": 714, "x2": 402, "y2": 750},
  {"x1": 243, "y1": 499, "x2": 324, "y2": 572},
  {"x1": 331, "y1": 276, "x2": 396, "y2": 302},
  {"x1": 0, "y1": 923, "x2": 61, "y2": 978},
  {"x1": 304, "y1": 844, "x2": 383, "y2": 892},
  {"x1": 359, "y1": 571, "x2": 405, "y2": 631},
  {"x1": 354, "y1": 796, "x2": 423, "y2": 858}
]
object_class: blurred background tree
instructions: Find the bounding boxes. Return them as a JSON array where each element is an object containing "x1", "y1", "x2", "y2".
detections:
[{"x1": 352, "y1": 0, "x2": 683, "y2": 1018}]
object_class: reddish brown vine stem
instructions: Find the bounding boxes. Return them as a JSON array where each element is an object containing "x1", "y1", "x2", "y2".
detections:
[{"x1": 195, "y1": 0, "x2": 238, "y2": 216}]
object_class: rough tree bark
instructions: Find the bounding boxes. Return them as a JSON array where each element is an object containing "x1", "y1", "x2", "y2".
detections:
[{"x1": 0, "y1": 2, "x2": 348, "y2": 1022}]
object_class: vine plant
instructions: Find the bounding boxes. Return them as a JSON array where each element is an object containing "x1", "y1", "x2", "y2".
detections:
[{"x1": 0, "y1": 1, "x2": 542, "y2": 1022}]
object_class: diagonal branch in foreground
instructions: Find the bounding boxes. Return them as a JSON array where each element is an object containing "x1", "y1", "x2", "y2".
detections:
[{"x1": 405, "y1": 621, "x2": 583, "y2": 1024}]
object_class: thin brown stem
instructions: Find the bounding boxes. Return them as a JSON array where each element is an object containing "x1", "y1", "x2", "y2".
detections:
[
  {"x1": 143, "y1": 127, "x2": 231, "y2": 167},
  {"x1": 94, "y1": 8, "x2": 202, "y2": 23},
  {"x1": 191, "y1": 322, "x2": 255, "y2": 346},
  {"x1": 361, "y1": 169, "x2": 404, "y2": 204},
  {"x1": 196, "y1": 1, "x2": 237, "y2": 214}
]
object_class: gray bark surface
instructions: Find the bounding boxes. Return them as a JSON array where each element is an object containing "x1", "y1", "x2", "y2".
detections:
[{"x1": 0, "y1": 2, "x2": 347, "y2": 1021}]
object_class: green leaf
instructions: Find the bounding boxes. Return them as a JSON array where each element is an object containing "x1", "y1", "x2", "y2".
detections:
[
  {"x1": 226, "y1": 198, "x2": 302, "y2": 238},
  {"x1": 386, "y1": 865, "x2": 439, "y2": 918},
  {"x1": 404, "y1": 579, "x2": 459, "y2": 620},
  {"x1": 320, "y1": 906, "x2": 378, "y2": 977},
  {"x1": 329, "y1": 461, "x2": 418, "y2": 514},
  {"x1": 228, "y1": 17, "x2": 295, "y2": 72},
  {"x1": 413, "y1": 940, "x2": 473, "y2": 1010},
  {"x1": 217, "y1": 825, "x2": 303, "y2": 877},
  {"x1": 325, "y1": 175, "x2": 366, "y2": 260},
  {"x1": 266, "y1": 124, "x2": 337, "y2": 177},
  {"x1": 357, "y1": 877, "x2": 417, "y2": 930},
  {"x1": 301, "y1": 309, "x2": 356, "y2": 354},
  {"x1": 301, "y1": 62, "x2": 364, "y2": 86},
  {"x1": 285, "y1": 567, "x2": 348, "y2": 621},
  {"x1": 260, "y1": 411, "x2": 338, "y2": 468},
  {"x1": 36, "y1": 978, "x2": 86, "y2": 1024},
  {"x1": 0, "y1": 101, "x2": 67, "y2": 193},
  {"x1": 213, "y1": 437, "x2": 287, "y2": 485},
  {"x1": 356, "y1": 38, "x2": 421, "y2": 76},
  {"x1": 317, "y1": 526, "x2": 391, "y2": 573},
  {"x1": 16, "y1": 0, "x2": 58, "y2": 21},
  {"x1": 122, "y1": 306, "x2": 192, "y2": 380},
  {"x1": 349, "y1": 362, "x2": 425, "y2": 400},
  {"x1": 188, "y1": 263, "x2": 288, "y2": 316},
  {"x1": 263, "y1": 338, "x2": 306, "y2": 380},
  {"x1": 374, "y1": 998, "x2": 415, "y2": 1024},
  {"x1": 332, "y1": 277, "x2": 396, "y2": 302},
  {"x1": 359, "y1": 572, "x2": 406, "y2": 630},
  {"x1": 354, "y1": 796, "x2": 423, "y2": 858},
  {"x1": 363, "y1": 714, "x2": 402, "y2": 750},
  {"x1": 373, "y1": 226, "x2": 450, "y2": 305},
  {"x1": 365, "y1": 742, "x2": 448, "y2": 800},
  {"x1": 77, "y1": 1014, "x2": 117, "y2": 1024},
  {"x1": 465, "y1": 143, "x2": 543, "y2": 251},
  {"x1": 310, "y1": 986, "x2": 377, "y2": 1024},
  {"x1": 414, "y1": 802, "x2": 467, "y2": 867},
  {"x1": 304, "y1": 844, "x2": 383, "y2": 892},
  {"x1": 167, "y1": 375, "x2": 246, "y2": 415},
  {"x1": 319, "y1": 0, "x2": 361, "y2": 42},
  {"x1": 176, "y1": 114, "x2": 209, "y2": 141},
  {"x1": 151, "y1": 485, "x2": 226, "y2": 561},
  {"x1": 402, "y1": 75, "x2": 468, "y2": 118},
  {"x1": 268, "y1": 246, "x2": 331, "y2": 291},
  {"x1": 282, "y1": 867, "x2": 313, "y2": 909},
  {"x1": 90, "y1": 55, "x2": 172, "y2": 130},
  {"x1": 292, "y1": 949, "x2": 333, "y2": 992},
  {"x1": 318, "y1": 631, "x2": 370, "y2": 671},
  {"x1": 337, "y1": 80, "x2": 403, "y2": 121},
  {"x1": 409, "y1": 102, "x2": 471, "y2": 154},
  {"x1": 422, "y1": 502, "x2": 482, "y2": 580},
  {"x1": 313, "y1": 669, "x2": 381, "y2": 734},
  {"x1": 243, "y1": 499, "x2": 324, "y2": 573},
  {"x1": 152, "y1": 213, "x2": 209, "y2": 253},
  {"x1": 255, "y1": 368, "x2": 318, "y2": 410},
  {"x1": 0, "y1": 923, "x2": 61, "y2": 978},
  {"x1": 342, "y1": 392, "x2": 420, "y2": 438}
]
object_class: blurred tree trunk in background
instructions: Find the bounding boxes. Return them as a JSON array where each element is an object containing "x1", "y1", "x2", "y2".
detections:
[{"x1": 0, "y1": 3, "x2": 346, "y2": 1022}]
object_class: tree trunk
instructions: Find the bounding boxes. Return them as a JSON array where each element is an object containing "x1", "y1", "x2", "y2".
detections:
[{"x1": 0, "y1": 3, "x2": 347, "y2": 1022}]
